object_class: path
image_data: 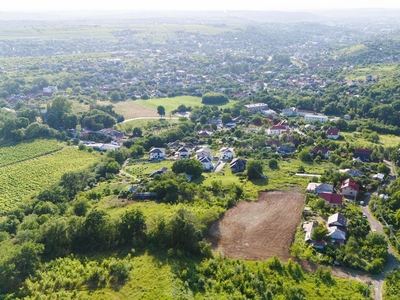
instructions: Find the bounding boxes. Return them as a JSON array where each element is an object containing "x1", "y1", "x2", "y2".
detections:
[
  {"x1": 119, "y1": 117, "x2": 179, "y2": 124},
  {"x1": 214, "y1": 161, "x2": 226, "y2": 173},
  {"x1": 118, "y1": 158, "x2": 134, "y2": 178}
]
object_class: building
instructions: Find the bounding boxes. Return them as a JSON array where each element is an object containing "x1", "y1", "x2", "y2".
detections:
[
  {"x1": 267, "y1": 125, "x2": 287, "y2": 136},
  {"x1": 327, "y1": 128, "x2": 340, "y2": 139},
  {"x1": 219, "y1": 147, "x2": 234, "y2": 160},
  {"x1": 306, "y1": 183, "x2": 334, "y2": 194},
  {"x1": 149, "y1": 167, "x2": 168, "y2": 178},
  {"x1": 149, "y1": 148, "x2": 166, "y2": 160},
  {"x1": 320, "y1": 192, "x2": 343, "y2": 208},
  {"x1": 328, "y1": 226, "x2": 347, "y2": 245},
  {"x1": 340, "y1": 178, "x2": 360, "y2": 197},
  {"x1": 196, "y1": 147, "x2": 212, "y2": 159},
  {"x1": 198, "y1": 156, "x2": 213, "y2": 170},
  {"x1": 244, "y1": 103, "x2": 269, "y2": 114},
  {"x1": 304, "y1": 114, "x2": 328, "y2": 123},
  {"x1": 230, "y1": 158, "x2": 247, "y2": 173},
  {"x1": 175, "y1": 147, "x2": 191, "y2": 159},
  {"x1": 372, "y1": 173, "x2": 385, "y2": 181},
  {"x1": 328, "y1": 213, "x2": 347, "y2": 228},
  {"x1": 311, "y1": 146, "x2": 331, "y2": 159},
  {"x1": 354, "y1": 148, "x2": 372, "y2": 162},
  {"x1": 43, "y1": 86, "x2": 58, "y2": 97}
]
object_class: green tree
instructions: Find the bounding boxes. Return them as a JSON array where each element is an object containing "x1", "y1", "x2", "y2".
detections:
[
  {"x1": 311, "y1": 224, "x2": 329, "y2": 241},
  {"x1": 110, "y1": 90, "x2": 120, "y2": 102},
  {"x1": 246, "y1": 159, "x2": 264, "y2": 179},
  {"x1": 298, "y1": 149, "x2": 312, "y2": 162},
  {"x1": 157, "y1": 105, "x2": 166, "y2": 117},
  {"x1": 118, "y1": 209, "x2": 146, "y2": 247},
  {"x1": 50, "y1": 96, "x2": 72, "y2": 117},
  {"x1": 172, "y1": 159, "x2": 203, "y2": 178}
]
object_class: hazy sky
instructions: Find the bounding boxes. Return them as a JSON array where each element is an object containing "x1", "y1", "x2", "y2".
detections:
[{"x1": 1, "y1": 0, "x2": 400, "y2": 12}]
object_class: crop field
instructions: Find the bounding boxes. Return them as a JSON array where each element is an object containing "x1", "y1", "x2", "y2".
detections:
[
  {"x1": 0, "y1": 139, "x2": 63, "y2": 167},
  {"x1": 207, "y1": 191, "x2": 305, "y2": 261},
  {"x1": 0, "y1": 147, "x2": 99, "y2": 213}
]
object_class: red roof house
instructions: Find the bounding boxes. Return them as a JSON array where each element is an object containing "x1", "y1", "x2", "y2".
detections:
[
  {"x1": 320, "y1": 192, "x2": 343, "y2": 208},
  {"x1": 327, "y1": 128, "x2": 340, "y2": 139},
  {"x1": 340, "y1": 178, "x2": 360, "y2": 197}
]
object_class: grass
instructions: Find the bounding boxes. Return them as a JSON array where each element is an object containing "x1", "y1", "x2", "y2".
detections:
[
  {"x1": 124, "y1": 160, "x2": 176, "y2": 178},
  {"x1": 342, "y1": 63, "x2": 400, "y2": 81},
  {"x1": 135, "y1": 96, "x2": 236, "y2": 115},
  {"x1": 340, "y1": 132, "x2": 400, "y2": 148},
  {"x1": 201, "y1": 158, "x2": 336, "y2": 199}
]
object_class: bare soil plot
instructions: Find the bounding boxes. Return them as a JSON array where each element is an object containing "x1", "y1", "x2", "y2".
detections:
[
  {"x1": 102, "y1": 100, "x2": 159, "y2": 118},
  {"x1": 207, "y1": 191, "x2": 305, "y2": 261}
]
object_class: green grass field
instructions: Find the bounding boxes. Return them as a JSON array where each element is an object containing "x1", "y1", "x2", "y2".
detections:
[
  {"x1": 342, "y1": 64, "x2": 400, "y2": 81},
  {"x1": 135, "y1": 96, "x2": 236, "y2": 115},
  {"x1": 340, "y1": 132, "x2": 400, "y2": 148},
  {"x1": 0, "y1": 147, "x2": 100, "y2": 213}
]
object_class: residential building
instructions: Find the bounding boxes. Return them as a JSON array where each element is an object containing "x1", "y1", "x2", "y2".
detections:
[
  {"x1": 354, "y1": 148, "x2": 372, "y2": 162},
  {"x1": 149, "y1": 167, "x2": 168, "y2": 178},
  {"x1": 230, "y1": 158, "x2": 247, "y2": 173},
  {"x1": 327, "y1": 128, "x2": 340, "y2": 139},
  {"x1": 198, "y1": 156, "x2": 213, "y2": 170},
  {"x1": 175, "y1": 147, "x2": 190, "y2": 159},
  {"x1": 304, "y1": 114, "x2": 328, "y2": 123},
  {"x1": 267, "y1": 125, "x2": 287, "y2": 136},
  {"x1": 244, "y1": 103, "x2": 269, "y2": 114},
  {"x1": 320, "y1": 192, "x2": 343, "y2": 208},
  {"x1": 149, "y1": 148, "x2": 166, "y2": 160},
  {"x1": 219, "y1": 147, "x2": 234, "y2": 160},
  {"x1": 311, "y1": 146, "x2": 331, "y2": 159},
  {"x1": 340, "y1": 178, "x2": 360, "y2": 197},
  {"x1": 372, "y1": 173, "x2": 385, "y2": 181},
  {"x1": 328, "y1": 227, "x2": 346, "y2": 245},
  {"x1": 328, "y1": 213, "x2": 347, "y2": 228},
  {"x1": 196, "y1": 146, "x2": 212, "y2": 159}
]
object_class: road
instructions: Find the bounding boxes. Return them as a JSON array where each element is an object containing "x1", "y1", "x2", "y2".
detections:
[
  {"x1": 360, "y1": 159, "x2": 399, "y2": 300},
  {"x1": 119, "y1": 117, "x2": 179, "y2": 124}
]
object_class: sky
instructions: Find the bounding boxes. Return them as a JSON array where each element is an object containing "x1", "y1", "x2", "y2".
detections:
[{"x1": 1, "y1": 0, "x2": 400, "y2": 12}]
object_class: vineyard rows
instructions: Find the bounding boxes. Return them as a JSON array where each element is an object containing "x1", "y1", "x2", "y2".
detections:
[
  {"x1": 0, "y1": 147, "x2": 100, "y2": 213},
  {"x1": 0, "y1": 139, "x2": 63, "y2": 168}
]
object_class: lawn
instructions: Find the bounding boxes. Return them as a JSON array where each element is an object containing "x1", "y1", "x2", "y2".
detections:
[
  {"x1": 135, "y1": 96, "x2": 236, "y2": 115},
  {"x1": 342, "y1": 63, "x2": 399, "y2": 81},
  {"x1": 340, "y1": 132, "x2": 400, "y2": 148}
]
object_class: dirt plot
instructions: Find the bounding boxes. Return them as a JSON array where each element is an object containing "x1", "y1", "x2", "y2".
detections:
[{"x1": 207, "y1": 191, "x2": 305, "y2": 261}]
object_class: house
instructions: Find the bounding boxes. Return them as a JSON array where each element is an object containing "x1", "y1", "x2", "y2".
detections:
[
  {"x1": 306, "y1": 182, "x2": 320, "y2": 193},
  {"x1": 175, "y1": 147, "x2": 190, "y2": 159},
  {"x1": 198, "y1": 156, "x2": 213, "y2": 170},
  {"x1": 320, "y1": 192, "x2": 343, "y2": 208},
  {"x1": 328, "y1": 226, "x2": 347, "y2": 245},
  {"x1": 372, "y1": 173, "x2": 385, "y2": 181},
  {"x1": 282, "y1": 107, "x2": 297, "y2": 117},
  {"x1": 328, "y1": 213, "x2": 347, "y2": 228},
  {"x1": 196, "y1": 147, "x2": 212, "y2": 159},
  {"x1": 311, "y1": 146, "x2": 331, "y2": 159},
  {"x1": 304, "y1": 114, "x2": 328, "y2": 123},
  {"x1": 198, "y1": 130, "x2": 213, "y2": 137},
  {"x1": 149, "y1": 167, "x2": 168, "y2": 178},
  {"x1": 278, "y1": 146, "x2": 295, "y2": 154},
  {"x1": 230, "y1": 158, "x2": 247, "y2": 173},
  {"x1": 149, "y1": 148, "x2": 165, "y2": 160},
  {"x1": 267, "y1": 125, "x2": 287, "y2": 136},
  {"x1": 354, "y1": 148, "x2": 372, "y2": 162},
  {"x1": 327, "y1": 128, "x2": 340, "y2": 139},
  {"x1": 244, "y1": 103, "x2": 269, "y2": 114},
  {"x1": 304, "y1": 221, "x2": 327, "y2": 249},
  {"x1": 43, "y1": 86, "x2": 58, "y2": 97},
  {"x1": 340, "y1": 178, "x2": 360, "y2": 197},
  {"x1": 316, "y1": 183, "x2": 334, "y2": 194},
  {"x1": 219, "y1": 147, "x2": 234, "y2": 160},
  {"x1": 339, "y1": 169, "x2": 364, "y2": 177},
  {"x1": 304, "y1": 124, "x2": 316, "y2": 131}
]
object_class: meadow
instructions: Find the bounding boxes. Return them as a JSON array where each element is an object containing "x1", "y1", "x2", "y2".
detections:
[
  {"x1": 0, "y1": 147, "x2": 100, "y2": 213},
  {"x1": 340, "y1": 132, "x2": 400, "y2": 148}
]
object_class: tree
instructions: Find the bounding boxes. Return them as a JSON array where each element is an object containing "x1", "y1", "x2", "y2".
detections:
[
  {"x1": 377, "y1": 163, "x2": 391, "y2": 175},
  {"x1": 221, "y1": 113, "x2": 232, "y2": 124},
  {"x1": 157, "y1": 105, "x2": 165, "y2": 117},
  {"x1": 298, "y1": 149, "x2": 312, "y2": 162},
  {"x1": 269, "y1": 159, "x2": 278, "y2": 169},
  {"x1": 311, "y1": 224, "x2": 329, "y2": 241},
  {"x1": 172, "y1": 159, "x2": 203, "y2": 178},
  {"x1": 118, "y1": 209, "x2": 146, "y2": 247},
  {"x1": 246, "y1": 159, "x2": 264, "y2": 179},
  {"x1": 110, "y1": 90, "x2": 120, "y2": 102},
  {"x1": 201, "y1": 92, "x2": 228, "y2": 104},
  {"x1": 50, "y1": 96, "x2": 72, "y2": 117}
]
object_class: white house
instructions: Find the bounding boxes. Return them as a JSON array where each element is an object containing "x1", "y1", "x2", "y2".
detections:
[
  {"x1": 244, "y1": 103, "x2": 269, "y2": 114},
  {"x1": 149, "y1": 148, "x2": 166, "y2": 160},
  {"x1": 304, "y1": 114, "x2": 328, "y2": 123},
  {"x1": 196, "y1": 147, "x2": 212, "y2": 159},
  {"x1": 175, "y1": 147, "x2": 190, "y2": 159},
  {"x1": 267, "y1": 125, "x2": 287, "y2": 136},
  {"x1": 219, "y1": 147, "x2": 234, "y2": 160},
  {"x1": 198, "y1": 156, "x2": 213, "y2": 170},
  {"x1": 340, "y1": 178, "x2": 360, "y2": 197},
  {"x1": 327, "y1": 128, "x2": 340, "y2": 139}
]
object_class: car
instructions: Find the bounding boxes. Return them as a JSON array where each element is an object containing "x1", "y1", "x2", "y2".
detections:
[
  {"x1": 362, "y1": 213, "x2": 367, "y2": 218},
  {"x1": 360, "y1": 201, "x2": 365, "y2": 206}
]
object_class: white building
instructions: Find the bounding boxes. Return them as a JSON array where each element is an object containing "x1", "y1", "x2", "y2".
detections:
[
  {"x1": 244, "y1": 103, "x2": 269, "y2": 114},
  {"x1": 304, "y1": 114, "x2": 328, "y2": 123},
  {"x1": 267, "y1": 125, "x2": 287, "y2": 136},
  {"x1": 196, "y1": 147, "x2": 212, "y2": 159},
  {"x1": 219, "y1": 147, "x2": 234, "y2": 160},
  {"x1": 149, "y1": 148, "x2": 166, "y2": 159}
]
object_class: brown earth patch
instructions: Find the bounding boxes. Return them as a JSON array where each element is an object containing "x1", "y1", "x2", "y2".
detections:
[{"x1": 207, "y1": 190, "x2": 305, "y2": 261}]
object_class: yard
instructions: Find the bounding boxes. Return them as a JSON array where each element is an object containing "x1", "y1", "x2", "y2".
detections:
[{"x1": 207, "y1": 190, "x2": 305, "y2": 261}]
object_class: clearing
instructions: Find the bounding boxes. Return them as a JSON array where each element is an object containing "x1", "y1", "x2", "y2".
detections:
[{"x1": 207, "y1": 190, "x2": 305, "y2": 261}]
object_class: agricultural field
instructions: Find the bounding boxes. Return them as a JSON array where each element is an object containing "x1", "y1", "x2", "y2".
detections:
[
  {"x1": 207, "y1": 191, "x2": 305, "y2": 261},
  {"x1": 101, "y1": 100, "x2": 160, "y2": 119},
  {"x1": 0, "y1": 147, "x2": 100, "y2": 213},
  {"x1": 0, "y1": 139, "x2": 63, "y2": 167}
]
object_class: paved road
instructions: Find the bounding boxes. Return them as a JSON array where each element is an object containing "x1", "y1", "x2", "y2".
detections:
[{"x1": 119, "y1": 117, "x2": 179, "y2": 124}]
